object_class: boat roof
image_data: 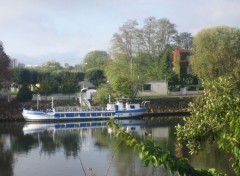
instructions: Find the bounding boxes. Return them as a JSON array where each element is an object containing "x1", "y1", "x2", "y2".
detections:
[{"x1": 115, "y1": 98, "x2": 130, "y2": 101}]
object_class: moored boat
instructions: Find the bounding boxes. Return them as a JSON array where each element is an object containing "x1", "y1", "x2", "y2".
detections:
[{"x1": 22, "y1": 97, "x2": 146, "y2": 122}]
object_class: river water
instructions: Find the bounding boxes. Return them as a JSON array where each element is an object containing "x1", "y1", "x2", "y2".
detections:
[{"x1": 0, "y1": 119, "x2": 235, "y2": 176}]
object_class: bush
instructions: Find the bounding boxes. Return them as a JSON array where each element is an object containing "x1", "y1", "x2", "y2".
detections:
[{"x1": 16, "y1": 84, "x2": 33, "y2": 102}]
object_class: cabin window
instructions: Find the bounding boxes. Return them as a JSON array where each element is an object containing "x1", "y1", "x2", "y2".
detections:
[
  {"x1": 130, "y1": 105, "x2": 135, "y2": 109},
  {"x1": 74, "y1": 124, "x2": 80, "y2": 127},
  {"x1": 143, "y1": 84, "x2": 151, "y2": 91}
]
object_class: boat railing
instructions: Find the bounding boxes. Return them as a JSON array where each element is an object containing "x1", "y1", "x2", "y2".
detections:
[
  {"x1": 141, "y1": 101, "x2": 150, "y2": 107},
  {"x1": 54, "y1": 106, "x2": 107, "y2": 112}
]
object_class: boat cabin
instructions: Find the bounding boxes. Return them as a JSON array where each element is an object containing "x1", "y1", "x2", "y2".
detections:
[{"x1": 106, "y1": 98, "x2": 140, "y2": 111}]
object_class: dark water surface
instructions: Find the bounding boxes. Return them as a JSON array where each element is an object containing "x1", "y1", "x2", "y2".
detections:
[{"x1": 0, "y1": 119, "x2": 234, "y2": 176}]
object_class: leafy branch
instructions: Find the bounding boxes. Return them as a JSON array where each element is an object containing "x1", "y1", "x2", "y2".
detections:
[{"x1": 107, "y1": 119, "x2": 225, "y2": 176}]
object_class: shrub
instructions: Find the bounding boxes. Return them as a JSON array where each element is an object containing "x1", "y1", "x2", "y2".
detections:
[{"x1": 16, "y1": 84, "x2": 33, "y2": 102}]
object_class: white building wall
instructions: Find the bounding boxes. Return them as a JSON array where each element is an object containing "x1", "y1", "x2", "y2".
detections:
[{"x1": 138, "y1": 81, "x2": 168, "y2": 96}]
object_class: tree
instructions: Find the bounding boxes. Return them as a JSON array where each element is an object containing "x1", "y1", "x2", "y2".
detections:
[
  {"x1": 16, "y1": 84, "x2": 32, "y2": 102},
  {"x1": 83, "y1": 50, "x2": 110, "y2": 70},
  {"x1": 85, "y1": 68, "x2": 106, "y2": 88},
  {"x1": 176, "y1": 76, "x2": 240, "y2": 175},
  {"x1": 61, "y1": 72, "x2": 79, "y2": 97},
  {"x1": 155, "y1": 18, "x2": 177, "y2": 53},
  {"x1": 174, "y1": 32, "x2": 193, "y2": 50},
  {"x1": 0, "y1": 41, "x2": 11, "y2": 89},
  {"x1": 190, "y1": 26, "x2": 240, "y2": 80}
]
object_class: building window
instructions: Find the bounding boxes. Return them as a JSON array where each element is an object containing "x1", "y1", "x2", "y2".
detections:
[{"x1": 143, "y1": 84, "x2": 151, "y2": 91}]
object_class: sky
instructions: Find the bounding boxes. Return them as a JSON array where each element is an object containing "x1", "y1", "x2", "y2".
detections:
[{"x1": 0, "y1": 0, "x2": 240, "y2": 66}]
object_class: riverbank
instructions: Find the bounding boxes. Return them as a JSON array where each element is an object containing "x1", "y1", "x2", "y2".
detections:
[{"x1": 0, "y1": 97, "x2": 194, "y2": 121}]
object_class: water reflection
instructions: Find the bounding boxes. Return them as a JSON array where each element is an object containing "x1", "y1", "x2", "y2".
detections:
[
  {"x1": 0, "y1": 137, "x2": 14, "y2": 176},
  {"x1": 0, "y1": 120, "x2": 235, "y2": 176}
]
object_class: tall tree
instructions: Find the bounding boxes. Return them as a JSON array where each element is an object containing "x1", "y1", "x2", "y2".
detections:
[
  {"x1": 190, "y1": 26, "x2": 240, "y2": 80},
  {"x1": 108, "y1": 17, "x2": 181, "y2": 97},
  {"x1": 0, "y1": 41, "x2": 11, "y2": 89},
  {"x1": 155, "y1": 18, "x2": 177, "y2": 54}
]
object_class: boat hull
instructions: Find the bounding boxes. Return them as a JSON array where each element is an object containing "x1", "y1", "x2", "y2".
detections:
[{"x1": 22, "y1": 109, "x2": 145, "y2": 122}]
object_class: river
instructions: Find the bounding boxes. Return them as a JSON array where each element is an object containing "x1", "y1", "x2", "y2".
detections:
[{"x1": 0, "y1": 119, "x2": 235, "y2": 176}]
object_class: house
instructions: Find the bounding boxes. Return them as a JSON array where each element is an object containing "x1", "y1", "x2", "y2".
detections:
[
  {"x1": 138, "y1": 81, "x2": 168, "y2": 96},
  {"x1": 172, "y1": 48, "x2": 191, "y2": 82}
]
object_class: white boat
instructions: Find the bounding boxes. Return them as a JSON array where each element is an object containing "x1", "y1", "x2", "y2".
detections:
[{"x1": 22, "y1": 97, "x2": 147, "y2": 122}]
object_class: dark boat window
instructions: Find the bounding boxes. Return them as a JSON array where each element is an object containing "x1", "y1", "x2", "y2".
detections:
[{"x1": 130, "y1": 105, "x2": 135, "y2": 109}]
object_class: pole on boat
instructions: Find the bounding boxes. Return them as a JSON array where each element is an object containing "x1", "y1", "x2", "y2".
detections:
[
  {"x1": 52, "y1": 97, "x2": 54, "y2": 109},
  {"x1": 37, "y1": 94, "x2": 40, "y2": 110}
]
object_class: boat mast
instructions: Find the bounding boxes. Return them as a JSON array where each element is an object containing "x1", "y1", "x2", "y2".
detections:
[
  {"x1": 37, "y1": 94, "x2": 40, "y2": 110},
  {"x1": 51, "y1": 97, "x2": 54, "y2": 109}
]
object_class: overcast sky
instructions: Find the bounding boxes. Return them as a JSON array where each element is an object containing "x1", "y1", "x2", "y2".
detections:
[{"x1": 0, "y1": 0, "x2": 239, "y2": 66}]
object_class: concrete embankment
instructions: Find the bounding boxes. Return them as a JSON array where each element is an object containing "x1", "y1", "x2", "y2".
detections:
[{"x1": 0, "y1": 97, "x2": 193, "y2": 122}]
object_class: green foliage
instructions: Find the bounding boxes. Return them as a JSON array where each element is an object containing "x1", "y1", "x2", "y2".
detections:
[
  {"x1": 191, "y1": 26, "x2": 240, "y2": 80},
  {"x1": 38, "y1": 60, "x2": 63, "y2": 73},
  {"x1": 38, "y1": 76, "x2": 58, "y2": 96},
  {"x1": 176, "y1": 76, "x2": 240, "y2": 175},
  {"x1": 16, "y1": 84, "x2": 33, "y2": 102},
  {"x1": 0, "y1": 41, "x2": 11, "y2": 89},
  {"x1": 111, "y1": 76, "x2": 132, "y2": 98},
  {"x1": 85, "y1": 68, "x2": 106, "y2": 88},
  {"x1": 107, "y1": 17, "x2": 186, "y2": 96},
  {"x1": 93, "y1": 84, "x2": 113, "y2": 106},
  {"x1": 11, "y1": 68, "x2": 32, "y2": 84},
  {"x1": 61, "y1": 72, "x2": 79, "y2": 96},
  {"x1": 83, "y1": 50, "x2": 110, "y2": 70},
  {"x1": 107, "y1": 119, "x2": 225, "y2": 176}
]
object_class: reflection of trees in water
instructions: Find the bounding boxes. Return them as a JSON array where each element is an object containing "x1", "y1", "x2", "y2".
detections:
[
  {"x1": 187, "y1": 141, "x2": 235, "y2": 176},
  {"x1": 91, "y1": 128, "x2": 110, "y2": 149},
  {"x1": 40, "y1": 132, "x2": 61, "y2": 156},
  {"x1": 61, "y1": 133, "x2": 80, "y2": 158},
  {"x1": 0, "y1": 136, "x2": 14, "y2": 176},
  {"x1": 92, "y1": 128, "x2": 170, "y2": 176},
  {"x1": 11, "y1": 135, "x2": 38, "y2": 153}
]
